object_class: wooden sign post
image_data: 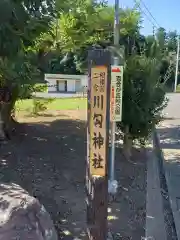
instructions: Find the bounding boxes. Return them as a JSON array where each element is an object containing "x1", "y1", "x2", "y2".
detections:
[{"x1": 86, "y1": 49, "x2": 111, "y2": 240}]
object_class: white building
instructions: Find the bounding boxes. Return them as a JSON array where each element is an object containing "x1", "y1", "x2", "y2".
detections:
[{"x1": 44, "y1": 74, "x2": 88, "y2": 93}]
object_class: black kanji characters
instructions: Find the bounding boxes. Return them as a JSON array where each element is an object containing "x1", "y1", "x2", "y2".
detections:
[
  {"x1": 90, "y1": 70, "x2": 107, "y2": 173},
  {"x1": 99, "y1": 72, "x2": 105, "y2": 92},
  {"x1": 92, "y1": 153, "x2": 103, "y2": 169},
  {"x1": 92, "y1": 71, "x2": 105, "y2": 93},
  {"x1": 115, "y1": 76, "x2": 121, "y2": 115},
  {"x1": 93, "y1": 95, "x2": 103, "y2": 110},
  {"x1": 93, "y1": 113, "x2": 103, "y2": 128},
  {"x1": 116, "y1": 76, "x2": 121, "y2": 88},
  {"x1": 93, "y1": 84, "x2": 99, "y2": 92},
  {"x1": 92, "y1": 132, "x2": 104, "y2": 149}
]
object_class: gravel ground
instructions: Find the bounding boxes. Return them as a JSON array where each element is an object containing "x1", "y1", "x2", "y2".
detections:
[{"x1": 0, "y1": 110, "x2": 147, "y2": 239}]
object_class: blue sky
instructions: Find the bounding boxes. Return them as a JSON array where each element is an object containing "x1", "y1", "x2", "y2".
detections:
[{"x1": 108, "y1": 0, "x2": 180, "y2": 35}]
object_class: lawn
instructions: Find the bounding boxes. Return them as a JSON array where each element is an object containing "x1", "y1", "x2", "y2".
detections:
[
  {"x1": 15, "y1": 97, "x2": 87, "y2": 113},
  {"x1": 176, "y1": 84, "x2": 180, "y2": 92}
]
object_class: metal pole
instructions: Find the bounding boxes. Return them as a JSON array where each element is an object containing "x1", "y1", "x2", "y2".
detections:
[
  {"x1": 109, "y1": 0, "x2": 119, "y2": 194},
  {"x1": 174, "y1": 35, "x2": 179, "y2": 92},
  {"x1": 114, "y1": 0, "x2": 120, "y2": 48}
]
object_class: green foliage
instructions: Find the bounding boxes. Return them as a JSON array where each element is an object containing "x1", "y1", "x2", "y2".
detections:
[
  {"x1": 117, "y1": 54, "x2": 168, "y2": 141},
  {"x1": 19, "y1": 85, "x2": 32, "y2": 99},
  {"x1": 57, "y1": 4, "x2": 140, "y2": 53},
  {"x1": 0, "y1": 0, "x2": 59, "y2": 107},
  {"x1": 32, "y1": 98, "x2": 54, "y2": 115},
  {"x1": 0, "y1": 50, "x2": 40, "y2": 86},
  {"x1": 0, "y1": 0, "x2": 56, "y2": 58},
  {"x1": 40, "y1": 3, "x2": 141, "y2": 74},
  {"x1": 19, "y1": 83, "x2": 48, "y2": 100},
  {"x1": 0, "y1": 0, "x2": 177, "y2": 145},
  {"x1": 145, "y1": 28, "x2": 178, "y2": 87},
  {"x1": 33, "y1": 84, "x2": 48, "y2": 93},
  {"x1": 50, "y1": 52, "x2": 81, "y2": 74}
]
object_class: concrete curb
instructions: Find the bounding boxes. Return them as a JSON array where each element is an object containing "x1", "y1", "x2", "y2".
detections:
[
  {"x1": 145, "y1": 146, "x2": 167, "y2": 240},
  {"x1": 153, "y1": 130, "x2": 178, "y2": 240}
]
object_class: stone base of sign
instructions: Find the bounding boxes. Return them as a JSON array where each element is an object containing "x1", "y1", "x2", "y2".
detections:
[{"x1": 0, "y1": 183, "x2": 57, "y2": 240}]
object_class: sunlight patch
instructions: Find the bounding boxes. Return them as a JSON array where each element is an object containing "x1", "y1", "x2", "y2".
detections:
[
  {"x1": 61, "y1": 219, "x2": 68, "y2": 224},
  {"x1": 1, "y1": 159, "x2": 7, "y2": 166},
  {"x1": 33, "y1": 137, "x2": 47, "y2": 141},
  {"x1": 62, "y1": 136, "x2": 68, "y2": 139},
  {"x1": 62, "y1": 230, "x2": 71, "y2": 235},
  {"x1": 70, "y1": 148, "x2": 75, "y2": 152},
  {"x1": 161, "y1": 138, "x2": 180, "y2": 144},
  {"x1": 107, "y1": 215, "x2": 118, "y2": 220}
]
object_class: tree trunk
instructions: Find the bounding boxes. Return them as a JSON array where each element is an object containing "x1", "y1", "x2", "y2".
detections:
[
  {"x1": 0, "y1": 104, "x2": 5, "y2": 140},
  {"x1": 0, "y1": 85, "x2": 19, "y2": 140},
  {"x1": 123, "y1": 125, "x2": 133, "y2": 160}
]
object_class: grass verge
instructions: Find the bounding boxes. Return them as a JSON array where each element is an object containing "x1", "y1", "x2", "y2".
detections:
[{"x1": 15, "y1": 98, "x2": 87, "y2": 114}]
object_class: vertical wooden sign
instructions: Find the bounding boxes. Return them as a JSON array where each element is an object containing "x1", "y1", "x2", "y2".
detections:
[{"x1": 86, "y1": 49, "x2": 111, "y2": 240}]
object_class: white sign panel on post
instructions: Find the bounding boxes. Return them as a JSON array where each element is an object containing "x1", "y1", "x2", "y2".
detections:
[{"x1": 111, "y1": 66, "x2": 123, "y2": 122}]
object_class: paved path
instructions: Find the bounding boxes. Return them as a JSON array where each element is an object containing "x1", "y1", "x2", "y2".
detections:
[
  {"x1": 146, "y1": 148, "x2": 167, "y2": 240},
  {"x1": 157, "y1": 93, "x2": 180, "y2": 239},
  {"x1": 164, "y1": 93, "x2": 180, "y2": 119}
]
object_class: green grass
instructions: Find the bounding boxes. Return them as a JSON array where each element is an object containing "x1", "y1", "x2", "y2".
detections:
[
  {"x1": 15, "y1": 97, "x2": 87, "y2": 113},
  {"x1": 176, "y1": 84, "x2": 180, "y2": 93}
]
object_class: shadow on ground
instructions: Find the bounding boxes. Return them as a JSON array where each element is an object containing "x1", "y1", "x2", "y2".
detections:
[
  {"x1": 0, "y1": 119, "x2": 87, "y2": 239},
  {"x1": 0, "y1": 117, "x2": 147, "y2": 239}
]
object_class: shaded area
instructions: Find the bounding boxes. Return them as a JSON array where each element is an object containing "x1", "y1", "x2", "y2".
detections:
[
  {"x1": 0, "y1": 119, "x2": 87, "y2": 239},
  {"x1": 0, "y1": 115, "x2": 147, "y2": 239},
  {"x1": 109, "y1": 147, "x2": 147, "y2": 239}
]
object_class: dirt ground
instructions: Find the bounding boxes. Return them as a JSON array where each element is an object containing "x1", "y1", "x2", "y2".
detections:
[{"x1": 0, "y1": 110, "x2": 147, "y2": 240}]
